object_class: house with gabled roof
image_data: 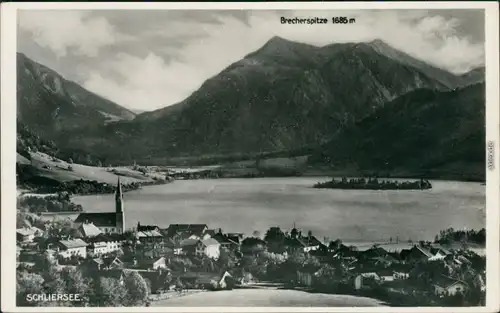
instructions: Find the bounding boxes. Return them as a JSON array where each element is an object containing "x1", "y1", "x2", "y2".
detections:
[
  {"x1": 141, "y1": 256, "x2": 169, "y2": 271},
  {"x1": 74, "y1": 178, "x2": 125, "y2": 234},
  {"x1": 433, "y1": 275, "x2": 468, "y2": 297},
  {"x1": 136, "y1": 222, "x2": 161, "y2": 233},
  {"x1": 177, "y1": 238, "x2": 221, "y2": 259},
  {"x1": 87, "y1": 233, "x2": 125, "y2": 256},
  {"x1": 299, "y1": 235, "x2": 324, "y2": 252},
  {"x1": 166, "y1": 224, "x2": 209, "y2": 240},
  {"x1": 361, "y1": 246, "x2": 389, "y2": 259},
  {"x1": 16, "y1": 228, "x2": 37, "y2": 243},
  {"x1": 58, "y1": 238, "x2": 88, "y2": 259},
  {"x1": 136, "y1": 229, "x2": 163, "y2": 243},
  {"x1": 333, "y1": 244, "x2": 360, "y2": 260},
  {"x1": 354, "y1": 272, "x2": 382, "y2": 290},
  {"x1": 78, "y1": 222, "x2": 102, "y2": 238},
  {"x1": 405, "y1": 245, "x2": 433, "y2": 262},
  {"x1": 201, "y1": 238, "x2": 221, "y2": 259},
  {"x1": 176, "y1": 270, "x2": 235, "y2": 290},
  {"x1": 212, "y1": 232, "x2": 239, "y2": 250},
  {"x1": 430, "y1": 244, "x2": 452, "y2": 256}
]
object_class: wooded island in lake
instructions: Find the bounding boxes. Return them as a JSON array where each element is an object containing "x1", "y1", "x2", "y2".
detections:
[{"x1": 313, "y1": 177, "x2": 433, "y2": 190}]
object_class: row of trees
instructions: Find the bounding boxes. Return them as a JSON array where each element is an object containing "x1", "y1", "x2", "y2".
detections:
[
  {"x1": 435, "y1": 228, "x2": 486, "y2": 245},
  {"x1": 18, "y1": 194, "x2": 83, "y2": 215}
]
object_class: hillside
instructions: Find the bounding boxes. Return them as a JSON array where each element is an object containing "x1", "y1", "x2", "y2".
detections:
[
  {"x1": 67, "y1": 38, "x2": 479, "y2": 163},
  {"x1": 17, "y1": 38, "x2": 485, "y2": 172},
  {"x1": 457, "y1": 67, "x2": 485, "y2": 87},
  {"x1": 309, "y1": 83, "x2": 486, "y2": 181},
  {"x1": 17, "y1": 53, "x2": 136, "y2": 139},
  {"x1": 16, "y1": 122, "x2": 166, "y2": 192}
]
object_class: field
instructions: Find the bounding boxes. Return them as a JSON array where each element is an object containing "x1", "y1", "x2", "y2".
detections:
[
  {"x1": 151, "y1": 289, "x2": 386, "y2": 307},
  {"x1": 20, "y1": 151, "x2": 165, "y2": 184}
]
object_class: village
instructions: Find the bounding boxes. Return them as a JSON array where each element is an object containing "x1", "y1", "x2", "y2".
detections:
[{"x1": 15, "y1": 180, "x2": 487, "y2": 307}]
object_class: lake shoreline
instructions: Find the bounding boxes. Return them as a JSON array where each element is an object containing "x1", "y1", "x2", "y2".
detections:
[
  {"x1": 70, "y1": 177, "x2": 485, "y2": 243},
  {"x1": 17, "y1": 174, "x2": 484, "y2": 197}
]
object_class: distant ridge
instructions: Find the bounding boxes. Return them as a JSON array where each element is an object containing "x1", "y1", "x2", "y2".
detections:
[{"x1": 17, "y1": 38, "x2": 485, "y2": 175}]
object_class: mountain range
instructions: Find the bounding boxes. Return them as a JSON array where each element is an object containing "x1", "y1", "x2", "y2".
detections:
[{"x1": 16, "y1": 37, "x2": 486, "y2": 179}]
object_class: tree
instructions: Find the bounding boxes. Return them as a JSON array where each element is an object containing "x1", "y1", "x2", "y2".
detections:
[
  {"x1": 60, "y1": 267, "x2": 90, "y2": 306},
  {"x1": 264, "y1": 227, "x2": 285, "y2": 243},
  {"x1": 241, "y1": 237, "x2": 266, "y2": 255},
  {"x1": 16, "y1": 271, "x2": 45, "y2": 306},
  {"x1": 175, "y1": 277, "x2": 184, "y2": 294},
  {"x1": 89, "y1": 277, "x2": 127, "y2": 307},
  {"x1": 328, "y1": 239, "x2": 342, "y2": 251},
  {"x1": 218, "y1": 248, "x2": 239, "y2": 270},
  {"x1": 123, "y1": 271, "x2": 149, "y2": 306}
]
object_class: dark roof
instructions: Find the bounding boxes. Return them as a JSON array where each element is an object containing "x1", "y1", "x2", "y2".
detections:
[
  {"x1": 212, "y1": 233, "x2": 238, "y2": 245},
  {"x1": 363, "y1": 246, "x2": 388, "y2": 257},
  {"x1": 400, "y1": 249, "x2": 411, "y2": 259},
  {"x1": 298, "y1": 236, "x2": 323, "y2": 247},
  {"x1": 411, "y1": 245, "x2": 433, "y2": 258},
  {"x1": 226, "y1": 235, "x2": 241, "y2": 244},
  {"x1": 205, "y1": 229, "x2": 217, "y2": 237},
  {"x1": 100, "y1": 269, "x2": 125, "y2": 280},
  {"x1": 178, "y1": 271, "x2": 231, "y2": 284},
  {"x1": 167, "y1": 224, "x2": 208, "y2": 237},
  {"x1": 377, "y1": 269, "x2": 394, "y2": 277},
  {"x1": 285, "y1": 237, "x2": 305, "y2": 248},
  {"x1": 430, "y1": 244, "x2": 451, "y2": 255},
  {"x1": 87, "y1": 233, "x2": 126, "y2": 243},
  {"x1": 102, "y1": 256, "x2": 123, "y2": 268},
  {"x1": 388, "y1": 252, "x2": 402, "y2": 261},
  {"x1": 75, "y1": 213, "x2": 117, "y2": 227},
  {"x1": 433, "y1": 275, "x2": 467, "y2": 289},
  {"x1": 137, "y1": 225, "x2": 160, "y2": 232}
]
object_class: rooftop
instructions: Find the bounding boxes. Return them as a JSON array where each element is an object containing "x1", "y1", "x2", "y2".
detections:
[
  {"x1": 75, "y1": 213, "x2": 118, "y2": 227},
  {"x1": 16, "y1": 228, "x2": 36, "y2": 236},
  {"x1": 167, "y1": 224, "x2": 208, "y2": 237},
  {"x1": 137, "y1": 230, "x2": 163, "y2": 238},
  {"x1": 202, "y1": 238, "x2": 220, "y2": 247},
  {"x1": 59, "y1": 238, "x2": 88, "y2": 249},
  {"x1": 80, "y1": 223, "x2": 102, "y2": 237}
]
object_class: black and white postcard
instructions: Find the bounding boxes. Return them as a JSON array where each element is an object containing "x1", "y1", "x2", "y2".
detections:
[{"x1": 1, "y1": 2, "x2": 499, "y2": 312}]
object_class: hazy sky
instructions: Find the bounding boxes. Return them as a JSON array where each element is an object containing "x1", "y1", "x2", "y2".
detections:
[{"x1": 17, "y1": 9, "x2": 485, "y2": 112}]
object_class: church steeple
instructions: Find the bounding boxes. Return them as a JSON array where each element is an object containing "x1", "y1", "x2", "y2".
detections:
[
  {"x1": 115, "y1": 177, "x2": 125, "y2": 233},
  {"x1": 115, "y1": 177, "x2": 123, "y2": 203},
  {"x1": 291, "y1": 222, "x2": 298, "y2": 239}
]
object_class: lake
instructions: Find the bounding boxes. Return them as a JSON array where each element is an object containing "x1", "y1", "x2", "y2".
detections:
[{"x1": 72, "y1": 177, "x2": 485, "y2": 242}]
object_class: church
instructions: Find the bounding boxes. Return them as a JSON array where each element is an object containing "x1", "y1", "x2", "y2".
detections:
[{"x1": 74, "y1": 177, "x2": 126, "y2": 234}]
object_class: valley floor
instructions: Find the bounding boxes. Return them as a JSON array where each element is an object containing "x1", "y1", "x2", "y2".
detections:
[{"x1": 151, "y1": 288, "x2": 386, "y2": 307}]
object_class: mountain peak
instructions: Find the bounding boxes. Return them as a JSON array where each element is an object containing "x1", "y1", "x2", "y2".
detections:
[
  {"x1": 366, "y1": 39, "x2": 396, "y2": 52},
  {"x1": 267, "y1": 35, "x2": 290, "y2": 44},
  {"x1": 368, "y1": 38, "x2": 390, "y2": 46}
]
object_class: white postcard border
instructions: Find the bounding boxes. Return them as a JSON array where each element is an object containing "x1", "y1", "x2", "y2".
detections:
[{"x1": 2, "y1": 1, "x2": 499, "y2": 313}]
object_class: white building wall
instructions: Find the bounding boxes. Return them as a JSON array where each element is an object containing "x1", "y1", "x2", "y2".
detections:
[
  {"x1": 60, "y1": 247, "x2": 87, "y2": 259},
  {"x1": 204, "y1": 244, "x2": 221, "y2": 259}
]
